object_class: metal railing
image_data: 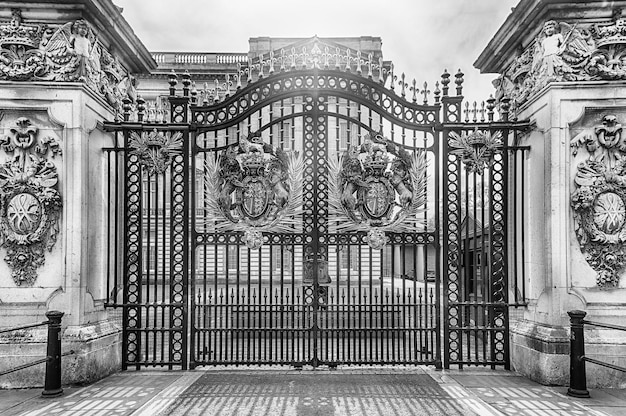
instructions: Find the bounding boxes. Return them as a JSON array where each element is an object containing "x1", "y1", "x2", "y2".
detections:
[
  {"x1": 567, "y1": 310, "x2": 626, "y2": 398},
  {"x1": 0, "y1": 311, "x2": 70, "y2": 397}
]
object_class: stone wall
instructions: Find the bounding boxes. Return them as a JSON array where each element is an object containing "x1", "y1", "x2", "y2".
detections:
[
  {"x1": 476, "y1": 0, "x2": 626, "y2": 388},
  {"x1": 0, "y1": 0, "x2": 154, "y2": 388}
]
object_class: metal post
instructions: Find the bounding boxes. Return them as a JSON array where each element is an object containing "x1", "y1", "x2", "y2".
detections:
[
  {"x1": 567, "y1": 310, "x2": 590, "y2": 398},
  {"x1": 42, "y1": 311, "x2": 64, "y2": 398}
]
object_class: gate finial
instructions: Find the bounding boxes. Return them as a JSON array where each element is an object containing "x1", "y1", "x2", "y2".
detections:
[
  {"x1": 441, "y1": 70, "x2": 450, "y2": 96},
  {"x1": 455, "y1": 69, "x2": 464, "y2": 96},
  {"x1": 434, "y1": 81, "x2": 441, "y2": 104},
  {"x1": 486, "y1": 95, "x2": 496, "y2": 122},
  {"x1": 168, "y1": 70, "x2": 177, "y2": 97}
]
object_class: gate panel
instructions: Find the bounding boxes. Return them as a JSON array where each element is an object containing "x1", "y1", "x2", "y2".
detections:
[
  {"x1": 441, "y1": 94, "x2": 524, "y2": 369},
  {"x1": 189, "y1": 70, "x2": 442, "y2": 368},
  {"x1": 105, "y1": 64, "x2": 529, "y2": 369},
  {"x1": 120, "y1": 126, "x2": 189, "y2": 370}
]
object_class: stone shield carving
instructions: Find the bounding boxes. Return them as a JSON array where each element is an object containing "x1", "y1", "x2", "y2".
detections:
[
  {"x1": 203, "y1": 132, "x2": 304, "y2": 249},
  {"x1": 0, "y1": 117, "x2": 62, "y2": 286},
  {"x1": 571, "y1": 113, "x2": 626, "y2": 288},
  {"x1": 328, "y1": 132, "x2": 427, "y2": 249}
]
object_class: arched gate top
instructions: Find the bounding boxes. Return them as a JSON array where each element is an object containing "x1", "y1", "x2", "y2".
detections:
[{"x1": 191, "y1": 69, "x2": 441, "y2": 132}]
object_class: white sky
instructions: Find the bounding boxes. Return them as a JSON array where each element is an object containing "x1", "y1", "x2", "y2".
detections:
[{"x1": 115, "y1": 0, "x2": 519, "y2": 103}]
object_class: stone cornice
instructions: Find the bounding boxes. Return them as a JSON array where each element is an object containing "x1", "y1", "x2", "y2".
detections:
[
  {"x1": 0, "y1": 0, "x2": 155, "y2": 73},
  {"x1": 475, "y1": 0, "x2": 624, "y2": 75}
]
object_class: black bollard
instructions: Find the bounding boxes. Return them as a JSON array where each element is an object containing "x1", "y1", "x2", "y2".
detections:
[
  {"x1": 567, "y1": 310, "x2": 590, "y2": 398},
  {"x1": 42, "y1": 311, "x2": 64, "y2": 398}
]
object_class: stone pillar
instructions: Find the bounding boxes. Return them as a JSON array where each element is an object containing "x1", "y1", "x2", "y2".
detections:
[
  {"x1": 475, "y1": 1, "x2": 626, "y2": 388},
  {"x1": 0, "y1": 2, "x2": 155, "y2": 387}
]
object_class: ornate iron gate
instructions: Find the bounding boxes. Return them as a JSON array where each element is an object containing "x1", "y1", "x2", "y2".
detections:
[{"x1": 104, "y1": 54, "x2": 529, "y2": 370}]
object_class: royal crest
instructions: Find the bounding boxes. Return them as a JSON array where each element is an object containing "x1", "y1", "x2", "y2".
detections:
[
  {"x1": 0, "y1": 117, "x2": 62, "y2": 286},
  {"x1": 203, "y1": 132, "x2": 304, "y2": 249},
  {"x1": 328, "y1": 132, "x2": 427, "y2": 249},
  {"x1": 448, "y1": 129, "x2": 502, "y2": 174},
  {"x1": 128, "y1": 129, "x2": 183, "y2": 176}
]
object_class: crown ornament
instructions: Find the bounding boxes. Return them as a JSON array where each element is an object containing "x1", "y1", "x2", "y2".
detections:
[
  {"x1": 592, "y1": 9, "x2": 626, "y2": 48},
  {"x1": 0, "y1": 9, "x2": 43, "y2": 49}
]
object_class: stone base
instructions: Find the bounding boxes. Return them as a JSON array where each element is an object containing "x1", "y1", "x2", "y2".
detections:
[
  {"x1": 511, "y1": 319, "x2": 626, "y2": 388},
  {"x1": 510, "y1": 320, "x2": 570, "y2": 386},
  {"x1": 584, "y1": 325, "x2": 626, "y2": 389},
  {"x1": 0, "y1": 319, "x2": 121, "y2": 389}
]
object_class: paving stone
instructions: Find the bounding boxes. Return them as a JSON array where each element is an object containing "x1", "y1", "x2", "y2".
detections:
[
  {"x1": 0, "y1": 369, "x2": 622, "y2": 416},
  {"x1": 158, "y1": 373, "x2": 473, "y2": 416}
]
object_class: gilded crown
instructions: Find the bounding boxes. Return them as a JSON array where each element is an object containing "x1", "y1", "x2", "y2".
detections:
[
  {"x1": 143, "y1": 130, "x2": 168, "y2": 147},
  {"x1": 0, "y1": 10, "x2": 43, "y2": 49},
  {"x1": 239, "y1": 152, "x2": 265, "y2": 174},
  {"x1": 363, "y1": 151, "x2": 389, "y2": 175}
]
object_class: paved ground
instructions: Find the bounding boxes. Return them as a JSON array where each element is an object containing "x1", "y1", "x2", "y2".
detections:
[{"x1": 0, "y1": 367, "x2": 624, "y2": 416}]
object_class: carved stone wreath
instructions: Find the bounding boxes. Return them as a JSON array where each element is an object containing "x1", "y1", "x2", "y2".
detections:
[
  {"x1": 328, "y1": 132, "x2": 427, "y2": 249},
  {"x1": 571, "y1": 114, "x2": 626, "y2": 288},
  {"x1": 0, "y1": 117, "x2": 62, "y2": 286}
]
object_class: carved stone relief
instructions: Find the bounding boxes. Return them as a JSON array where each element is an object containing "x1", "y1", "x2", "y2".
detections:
[
  {"x1": 0, "y1": 9, "x2": 136, "y2": 113},
  {"x1": 495, "y1": 10, "x2": 626, "y2": 109},
  {"x1": 0, "y1": 116, "x2": 62, "y2": 286},
  {"x1": 571, "y1": 111, "x2": 626, "y2": 288}
]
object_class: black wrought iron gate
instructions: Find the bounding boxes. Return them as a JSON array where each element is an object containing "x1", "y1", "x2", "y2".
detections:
[{"x1": 104, "y1": 58, "x2": 529, "y2": 370}]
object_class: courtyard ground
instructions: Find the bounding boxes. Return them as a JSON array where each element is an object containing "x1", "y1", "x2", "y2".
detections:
[{"x1": 0, "y1": 366, "x2": 624, "y2": 416}]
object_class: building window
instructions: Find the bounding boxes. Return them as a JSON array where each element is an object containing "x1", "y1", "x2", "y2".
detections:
[
  {"x1": 382, "y1": 246, "x2": 392, "y2": 277},
  {"x1": 227, "y1": 245, "x2": 238, "y2": 270},
  {"x1": 272, "y1": 247, "x2": 292, "y2": 272},
  {"x1": 142, "y1": 246, "x2": 157, "y2": 273}
]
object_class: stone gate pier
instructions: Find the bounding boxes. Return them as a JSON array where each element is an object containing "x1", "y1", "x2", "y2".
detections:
[
  {"x1": 476, "y1": 0, "x2": 626, "y2": 388},
  {"x1": 0, "y1": 2, "x2": 153, "y2": 387}
]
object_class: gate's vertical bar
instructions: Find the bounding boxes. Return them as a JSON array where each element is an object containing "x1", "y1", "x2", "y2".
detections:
[
  {"x1": 122, "y1": 117, "x2": 143, "y2": 370},
  {"x1": 433, "y1": 120, "x2": 442, "y2": 368},
  {"x1": 441, "y1": 69, "x2": 464, "y2": 368},
  {"x1": 189, "y1": 127, "x2": 197, "y2": 369},
  {"x1": 168, "y1": 72, "x2": 190, "y2": 369}
]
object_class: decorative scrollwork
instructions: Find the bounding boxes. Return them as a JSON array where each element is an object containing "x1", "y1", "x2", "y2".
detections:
[
  {"x1": 203, "y1": 131, "x2": 304, "y2": 249},
  {"x1": 0, "y1": 9, "x2": 136, "y2": 113},
  {"x1": 448, "y1": 129, "x2": 502, "y2": 174},
  {"x1": 571, "y1": 114, "x2": 626, "y2": 288},
  {"x1": 495, "y1": 12, "x2": 626, "y2": 110},
  {"x1": 0, "y1": 117, "x2": 62, "y2": 286},
  {"x1": 328, "y1": 131, "x2": 427, "y2": 249},
  {"x1": 128, "y1": 129, "x2": 183, "y2": 176}
]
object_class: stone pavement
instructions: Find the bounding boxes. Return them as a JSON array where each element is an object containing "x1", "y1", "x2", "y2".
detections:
[{"x1": 0, "y1": 367, "x2": 625, "y2": 416}]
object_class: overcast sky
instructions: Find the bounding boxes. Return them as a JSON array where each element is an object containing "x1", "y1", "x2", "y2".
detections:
[{"x1": 114, "y1": 0, "x2": 519, "y2": 103}]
